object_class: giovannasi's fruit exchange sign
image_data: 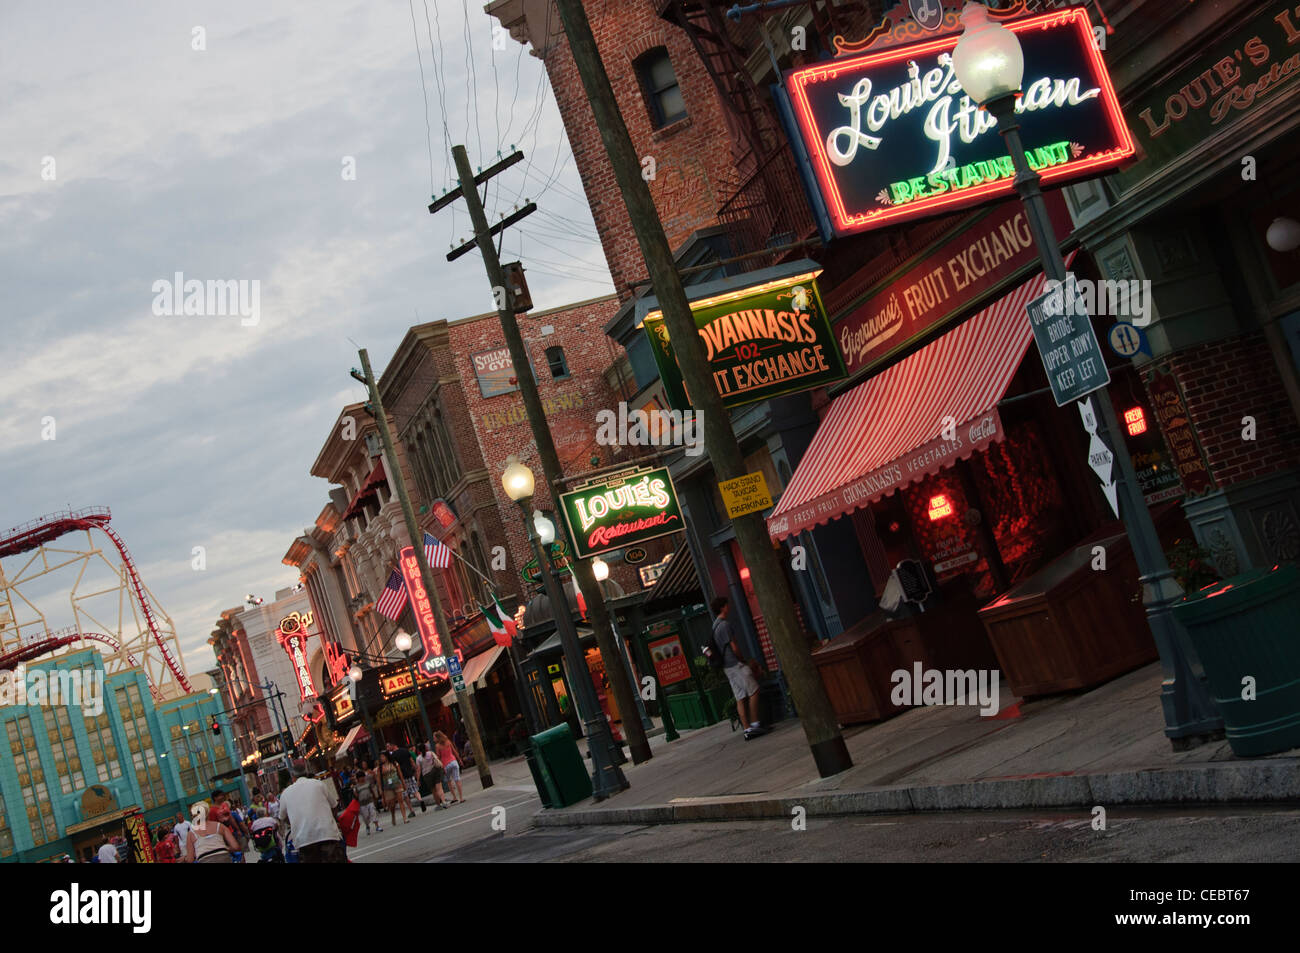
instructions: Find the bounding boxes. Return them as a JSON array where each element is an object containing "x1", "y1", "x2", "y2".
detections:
[
  {"x1": 559, "y1": 466, "x2": 684, "y2": 560},
  {"x1": 642, "y1": 270, "x2": 846, "y2": 411},
  {"x1": 777, "y1": 7, "x2": 1133, "y2": 237}
]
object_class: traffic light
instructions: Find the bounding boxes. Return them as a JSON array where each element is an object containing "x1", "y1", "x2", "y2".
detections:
[{"x1": 211, "y1": 717, "x2": 221, "y2": 735}]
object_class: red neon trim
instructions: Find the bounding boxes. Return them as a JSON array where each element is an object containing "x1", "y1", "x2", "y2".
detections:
[{"x1": 786, "y1": 8, "x2": 1134, "y2": 236}]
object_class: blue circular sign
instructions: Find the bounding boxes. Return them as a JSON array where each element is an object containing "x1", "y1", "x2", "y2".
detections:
[{"x1": 1108, "y1": 322, "x2": 1145, "y2": 358}]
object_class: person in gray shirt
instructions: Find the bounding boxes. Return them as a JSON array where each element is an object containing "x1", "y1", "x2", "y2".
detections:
[{"x1": 711, "y1": 596, "x2": 767, "y2": 739}]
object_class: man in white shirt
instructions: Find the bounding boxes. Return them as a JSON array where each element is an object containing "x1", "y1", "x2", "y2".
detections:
[
  {"x1": 96, "y1": 836, "x2": 118, "y2": 864},
  {"x1": 172, "y1": 813, "x2": 191, "y2": 852},
  {"x1": 278, "y1": 759, "x2": 343, "y2": 863}
]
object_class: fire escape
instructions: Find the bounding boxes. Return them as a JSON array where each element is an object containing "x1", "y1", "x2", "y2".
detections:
[{"x1": 656, "y1": 0, "x2": 884, "y2": 267}]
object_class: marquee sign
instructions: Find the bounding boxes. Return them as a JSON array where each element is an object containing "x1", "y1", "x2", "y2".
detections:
[
  {"x1": 642, "y1": 271, "x2": 845, "y2": 410},
  {"x1": 276, "y1": 622, "x2": 318, "y2": 703},
  {"x1": 398, "y1": 545, "x2": 446, "y2": 677},
  {"x1": 559, "y1": 466, "x2": 685, "y2": 561},
  {"x1": 779, "y1": 7, "x2": 1133, "y2": 237}
]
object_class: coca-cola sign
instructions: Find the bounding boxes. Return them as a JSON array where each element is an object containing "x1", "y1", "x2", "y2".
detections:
[{"x1": 779, "y1": 7, "x2": 1132, "y2": 237}]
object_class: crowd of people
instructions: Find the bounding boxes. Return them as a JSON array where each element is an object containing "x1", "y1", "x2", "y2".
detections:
[{"x1": 82, "y1": 730, "x2": 475, "y2": 864}]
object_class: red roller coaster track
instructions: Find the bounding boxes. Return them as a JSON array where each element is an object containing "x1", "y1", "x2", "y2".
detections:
[{"x1": 0, "y1": 507, "x2": 191, "y2": 693}]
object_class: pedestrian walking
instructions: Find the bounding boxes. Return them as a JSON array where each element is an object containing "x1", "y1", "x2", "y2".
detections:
[
  {"x1": 153, "y1": 826, "x2": 180, "y2": 864},
  {"x1": 250, "y1": 815, "x2": 283, "y2": 863},
  {"x1": 355, "y1": 758, "x2": 383, "y2": 833},
  {"x1": 337, "y1": 794, "x2": 360, "y2": 861},
  {"x1": 95, "y1": 835, "x2": 118, "y2": 864},
  {"x1": 710, "y1": 596, "x2": 767, "y2": 739},
  {"x1": 278, "y1": 758, "x2": 346, "y2": 863},
  {"x1": 171, "y1": 812, "x2": 191, "y2": 852},
  {"x1": 388, "y1": 742, "x2": 423, "y2": 814},
  {"x1": 377, "y1": 751, "x2": 409, "y2": 826},
  {"x1": 433, "y1": 731, "x2": 464, "y2": 804},
  {"x1": 184, "y1": 801, "x2": 240, "y2": 864},
  {"x1": 416, "y1": 742, "x2": 448, "y2": 810},
  {"x1": 453, "y1": 724, "x2": 473, "y2": 768}
]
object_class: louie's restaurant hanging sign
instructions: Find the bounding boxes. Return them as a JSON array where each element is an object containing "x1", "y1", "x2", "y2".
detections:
[
  {"x1": 778, "y1": 7, "x2": 1133, "y2": 237},
  {"x1": 642, "y1": 270, "x2": 845, "y2": 411},
  {"x1": 559, "y1": 466, "x2": 684, "y2": 561}
]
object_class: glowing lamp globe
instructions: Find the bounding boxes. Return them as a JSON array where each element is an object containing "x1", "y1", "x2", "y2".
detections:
[
  {"x1": 952, "y1": 2, "x2": 1025, "y2": 106},
  {"x1": 394, "y1": 631, "x2": 413, "y2": 653},
  {"x1": 348, "y1": 665, "x2": 363, "y2": 682},
  {"x1": 502, "y1": 456, "x2": 535, "y2": 502},
  {"x1": 533, "y1": 510, "x2": 556, "y2": 545},
  {"x1": 592, "y1": 558, "x2": 610, "y2": 581},
  {"x1": 1266, "y1": 217, "x2": 1300, "y2": 253}
]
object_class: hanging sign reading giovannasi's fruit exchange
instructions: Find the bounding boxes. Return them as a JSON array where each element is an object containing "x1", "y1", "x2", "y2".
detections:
[
  {"x1": 559, "y1": 466, "x2": 684, "y2": 561},
  {"x1": 641, "y1": 269, "x2": 846, "y2": 411},
  {"x1": 775, "y1": 6, "x2": 1134, "y2": 238}
]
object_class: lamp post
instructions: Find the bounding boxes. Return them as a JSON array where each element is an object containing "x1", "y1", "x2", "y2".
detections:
[
  {"x1": 951, "y1": 2, "x2": 1221, "y2": 744},
  {"x1": 592, "y1": 558, "x2": 654, "y2": 733},
  {"x1": 503, "y1": 456, "x2": 629, "y2": 800}
]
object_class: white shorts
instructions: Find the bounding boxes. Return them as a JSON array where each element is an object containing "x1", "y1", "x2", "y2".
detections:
[{"x1": 725, "y1": 663, "x2": 759, "y2": 700}]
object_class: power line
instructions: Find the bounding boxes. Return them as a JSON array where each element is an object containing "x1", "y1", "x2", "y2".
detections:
[
  {"x1": 407, "y1": 0, "x2": 436, "y2": 193},
  {"x1": 462, "y1": 0, "x2": 484, "y2": 163}
]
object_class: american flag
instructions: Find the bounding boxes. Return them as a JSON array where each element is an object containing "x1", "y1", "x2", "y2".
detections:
[
  {"x1": 424, "y1": 532, "x2": 452, "y2": 570},
  {"x1": 375, "y1": 568, "x2": 409, "y2": 621}
]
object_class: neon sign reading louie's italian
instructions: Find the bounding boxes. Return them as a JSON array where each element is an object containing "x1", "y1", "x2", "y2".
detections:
[
  {"x1": 779, "y1": 8, "x2": 1133, "y2": 236},
  {"x1": 559, "y1": 467, "x2": 685, "y2": 560}
]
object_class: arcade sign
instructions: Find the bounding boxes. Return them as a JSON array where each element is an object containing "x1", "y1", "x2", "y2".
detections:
[
  {"x1": 779, "y1": 8, "x2": 1133, "y2": 237},
  {"x1": 559, "y1": 466, "x2": 685, "y2": 561}
]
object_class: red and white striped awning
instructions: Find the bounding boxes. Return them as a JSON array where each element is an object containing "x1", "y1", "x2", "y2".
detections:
[{"x1": 767, "y1": 259, "x2": 1071, "y2": 542}]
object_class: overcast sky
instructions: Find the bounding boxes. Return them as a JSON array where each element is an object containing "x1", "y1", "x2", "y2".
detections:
[{"x1": 0, "y1": 0, "x2": 612, "y2": 679}]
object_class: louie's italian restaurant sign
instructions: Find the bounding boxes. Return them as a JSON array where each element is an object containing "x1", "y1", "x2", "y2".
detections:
[
  {"x1": 642, "y1": 270, "x2": 845, "y2": 411},
  {"x1": 559, "y1": 466, "x2": 684, "y2": 561},
  {"x1": 1118, "y1": 0, "x2": 1300, "y2": 184},
  {"x1": 778, "y1": 7, "x2": 1133, "y2": 237}
]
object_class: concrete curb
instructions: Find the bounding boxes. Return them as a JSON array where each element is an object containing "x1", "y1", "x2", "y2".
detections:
[{"x1": 531, "y1": 760, "x2": 1300, "y2": 827}]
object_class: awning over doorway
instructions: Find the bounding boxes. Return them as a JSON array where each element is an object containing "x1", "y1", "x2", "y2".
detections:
[
  {"x1": 438, "y1": 645, "x2": 508, "y2": 705},
  {"x1": 767, "y1": 261, "x2": 1068, "y2": 542},
  {"x1": 334, "y1": 723, "x2": 370, "y2": 760},
  {"x1": 341, "y1": 459, "x2": 387, "y2": 519}
]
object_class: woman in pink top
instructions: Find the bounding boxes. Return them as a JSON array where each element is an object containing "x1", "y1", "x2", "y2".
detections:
[{"x1": 433, "y1": 731, "x2": 463, "y2": 804}]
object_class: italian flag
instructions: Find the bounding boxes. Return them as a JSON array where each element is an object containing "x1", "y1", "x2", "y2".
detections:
[{"x1": 483, "y1": 595, "x2": 518, "y2": 647}]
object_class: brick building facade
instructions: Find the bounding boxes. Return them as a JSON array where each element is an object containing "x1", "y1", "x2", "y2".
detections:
[{"x1": 488, "y1": 0, "x2": 739, "y2": 297}]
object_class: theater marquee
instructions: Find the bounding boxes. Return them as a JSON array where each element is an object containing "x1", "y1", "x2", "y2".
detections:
[
  {"x1": 779, "y1": 7, "x2": 1133, "y2": 237},
  {"x1": 642, "y1": 270, "x2": 845, "y2": 411}
]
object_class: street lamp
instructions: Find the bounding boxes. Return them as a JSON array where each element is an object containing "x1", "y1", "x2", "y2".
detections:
[
  {"x1": 394, "y1": 631, "x2": 413, "y2": 653},
  {"x1": 951, "y1": 1, "x2": 1221, "y2": 744},
  {"x1": 502, "y1": 457, "x2": 628, "y2": 800},
  {"x1": 533, "y1": 510, "x2": 556, "y2": 545},
  {"x1": 591, "y1": 558, "x2": 609, "y2": 582}
]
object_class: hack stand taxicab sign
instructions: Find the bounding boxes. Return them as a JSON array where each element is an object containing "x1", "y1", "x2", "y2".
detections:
[
  {"x1": 642, "y1": 270, "x2": 846, "y2": 411},
  {"x1": 559, "y1": 466, "x2": 684, "y2": 561}
]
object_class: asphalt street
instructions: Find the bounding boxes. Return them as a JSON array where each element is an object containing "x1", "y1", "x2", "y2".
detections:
[{"x1": 351, "y1": 797, "x2": 1300, "y2": 863}]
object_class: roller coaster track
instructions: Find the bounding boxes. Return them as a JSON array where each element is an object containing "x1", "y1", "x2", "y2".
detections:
[
  {"x1": 0, "y1": 507, "x2": 191, "y2": 694},
  {"x1": 0, "y1": 628, "x2": 155, "y2": 699}
]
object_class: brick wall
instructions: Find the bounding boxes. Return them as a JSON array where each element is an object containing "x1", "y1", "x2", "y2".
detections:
[
  {"x1": 447, "y1": 296, "x2": 651, "y2": 596},
  {"x1": 1146, "y1": 330, "x2": 1300, "y2": 488},
  {"x1": 535, "y1": 0, "x2": 737, "y2": 296}
]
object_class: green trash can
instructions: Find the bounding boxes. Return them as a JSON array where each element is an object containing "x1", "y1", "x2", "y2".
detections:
[
  {"x1": 1171, "y1": 562, "x2": 1300, "y2": 757},
  {"x1": 522, "y1": 743, "x2": 556, "y2": 809},
  {"x1": 530, "y1": 724, "x2": 593, "y2": 807}
]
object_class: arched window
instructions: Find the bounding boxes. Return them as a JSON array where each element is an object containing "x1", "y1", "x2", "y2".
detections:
[{"x1": 634, "y1": 47, "x2": 687, "y2": 128}]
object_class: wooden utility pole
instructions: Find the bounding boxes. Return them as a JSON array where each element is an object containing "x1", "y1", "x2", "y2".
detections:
[
  {"x1": 553, "y1": 0, "x2": 851, "y2": 777},
  {"x1": 432, "y1": 145, "x2": 652, "y2": 766},
  {"x1": 355, "y1": 349, "x2": 493, "y2": 789}
]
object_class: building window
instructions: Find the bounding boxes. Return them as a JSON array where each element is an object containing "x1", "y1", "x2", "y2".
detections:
[
  {"x1": 546, "y1": 346, "x2": 570, "y2": 380},
  {"x1": 116, "y1": 684, "x2": 164, "y2": 810},
  {"x1": 635, "y1": 48, "x2": 687, "y2": 128},
  {"x1": 47, "y1": 706, "x2": 85, "y2": 794},
  {"x1": 7, "y1": 716, "x2": 57, "y2": 846}
]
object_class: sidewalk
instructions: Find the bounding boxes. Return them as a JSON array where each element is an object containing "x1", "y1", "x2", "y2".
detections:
[{"x1": 533, "y1": 663, "x2": 1300, "y2": 827}]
